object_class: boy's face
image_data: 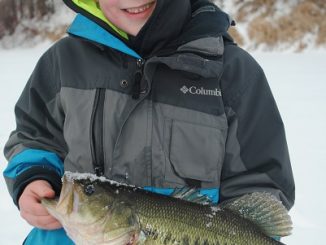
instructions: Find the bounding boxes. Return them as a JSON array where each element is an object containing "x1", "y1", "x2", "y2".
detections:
[{"x1": 98, "y1": 0, "x2": 157, "y2": 36}]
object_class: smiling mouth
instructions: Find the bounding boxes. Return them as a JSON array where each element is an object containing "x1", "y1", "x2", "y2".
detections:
[{"x1": 123, "y1": 1, "x2": 155, "y2": 14}]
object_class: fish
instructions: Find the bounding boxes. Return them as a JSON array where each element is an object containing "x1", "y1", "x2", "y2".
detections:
[{"x1": 41, "y1": 172, "x2": 292, "y2": 245}]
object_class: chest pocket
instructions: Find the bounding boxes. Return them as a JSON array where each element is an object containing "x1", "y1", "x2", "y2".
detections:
[{"x1": 164, "y1": 118, "x2": 227, "y2": 187}]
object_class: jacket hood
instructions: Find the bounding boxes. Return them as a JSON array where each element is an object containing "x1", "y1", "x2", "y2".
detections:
[
  {"x1": 63, "y1": 0, "x2": 192, "y2": 57},
  {"x1": 162, "y1": 0, "x2": 234, "y2": 54},
  {"x1": 63, "y1": 0, "x2": 233, "y2": 58}
]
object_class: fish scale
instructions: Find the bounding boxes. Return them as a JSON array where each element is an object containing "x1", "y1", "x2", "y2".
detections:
[{"x1": 109, "y1": 186, "x2": 282, "y2": 245}]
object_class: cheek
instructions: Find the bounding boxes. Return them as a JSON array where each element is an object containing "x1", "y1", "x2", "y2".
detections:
[
  {"x1": 99, "y1": 1, "x2": 123, "y2": 24},
  {"x1": 99, "y1": 0, "x2": 118, "y2": 16},
  {"x1": 99, "y1": 0, "x2": 118, "y2": 7}
]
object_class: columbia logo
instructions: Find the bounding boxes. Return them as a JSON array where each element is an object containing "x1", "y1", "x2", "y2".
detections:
[
  {"x1": 180, "y1": 85, "x2": 222, "y2": 97},
  {"x1": 180, "y1": 86, "x2": 189, "y2": 94}
]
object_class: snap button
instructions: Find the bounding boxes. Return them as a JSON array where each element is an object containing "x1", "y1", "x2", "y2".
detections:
[{"x1": 120, "y1": 80, "x2": 129, "y2": 88}]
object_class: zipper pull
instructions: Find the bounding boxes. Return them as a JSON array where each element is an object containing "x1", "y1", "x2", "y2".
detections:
[
  {"x1": 95, "y1": 166, "x2": 104, "y2": 176},
  {"x1": 132, "y1": 59, "x2": 145, "y2": 100}
]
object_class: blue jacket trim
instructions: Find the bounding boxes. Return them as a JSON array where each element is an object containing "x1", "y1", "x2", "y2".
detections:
[
  {"x1": 143, "y1": 186, "x2": 219, "y2": 204},
  {"x1": 68, "y1": 14, "x2": 141, "y2": 59},
  {"x1": 3, "y1": 149, "x2": 64, "y2": 179},
  {"x1": 23, "y1": 228, "x2": 73, "y2": 245}
]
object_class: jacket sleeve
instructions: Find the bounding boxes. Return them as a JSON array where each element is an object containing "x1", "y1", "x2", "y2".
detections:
[
  {"x1": 219, "y1": 45, "x2": 295, "y2": 210},
  {"x1": 3, "y1": 47, "x2": 67, "y2": 207}
]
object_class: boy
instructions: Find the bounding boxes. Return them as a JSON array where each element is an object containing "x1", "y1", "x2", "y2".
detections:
[{"x1": 3, "y1": 0, "x2": 295, "y2": 244}]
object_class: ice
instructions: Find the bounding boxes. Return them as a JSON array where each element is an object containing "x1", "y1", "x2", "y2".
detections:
[{"x1": 64, "y1": 171, "x2": 136, "y2": 188}]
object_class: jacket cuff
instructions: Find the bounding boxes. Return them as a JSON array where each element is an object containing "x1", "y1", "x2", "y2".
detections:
[{"x1": 12, "y1": 165, "x2": 62, "y2": 208}]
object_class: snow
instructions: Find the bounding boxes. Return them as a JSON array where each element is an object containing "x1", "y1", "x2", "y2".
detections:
[
  {"x1": 0, "y1": 5, "x2": 75, "y2": 49},
  {"x1": 0, "y1": 42, "x2": 326, "y2": 244},
  {"x1": 251, "y1": 51, "x2": 326, "y2": 245},
  {"x1": 64, "y1": 171, "x2": 135, "y2": 188}
]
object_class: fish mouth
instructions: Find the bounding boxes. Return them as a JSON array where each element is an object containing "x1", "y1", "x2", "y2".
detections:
[
  {"x1": 41, "y1": 196, "x2": 62, "y2": 222},
  {"x1": 41, "y1": 197, "x2": 59, "y2": 209},
  {"x1": 42, "y1": 175, "x2": 74, "y2": 214}
]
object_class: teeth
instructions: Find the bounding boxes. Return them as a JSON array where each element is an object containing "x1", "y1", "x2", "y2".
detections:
[{"x1": 125, "y1": 3, "x2": 152, "y2": 14}]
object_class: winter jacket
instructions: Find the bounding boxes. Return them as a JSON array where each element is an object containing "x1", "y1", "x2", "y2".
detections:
[{"x1": 3, "y1": 0, "x2": 295, "y2": 244}]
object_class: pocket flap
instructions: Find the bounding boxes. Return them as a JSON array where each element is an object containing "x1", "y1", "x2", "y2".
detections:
[{"x1": 169, "y1": 120, "x2": 225, "y2": 182}]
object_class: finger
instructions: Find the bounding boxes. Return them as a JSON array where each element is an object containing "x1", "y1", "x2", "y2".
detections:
[
  {"x1": 18, "y1": 189, "x2": 53, "y2": 216},
  {"x1": 29, "y1": 181, "x2": 56, "y2": 198},
  {"x1": 21, "y1": 211, "x2": 62, "y2": 230},
  {"x1": 21, "y1": 202, "x2": 52, "y2": 216}
]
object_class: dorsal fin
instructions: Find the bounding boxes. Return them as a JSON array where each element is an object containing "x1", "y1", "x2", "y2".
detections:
[
  {"x1": 220, "y1": 192, "x2": 292, "y2": 237},
  {"x1": 171, "y1": 188, "x2": 212, "y2": 205}
]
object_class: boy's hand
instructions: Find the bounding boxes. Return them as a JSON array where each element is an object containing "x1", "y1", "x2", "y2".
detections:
[{"x1": 18, "y1": 180, "x2": 62, "y2": 230}]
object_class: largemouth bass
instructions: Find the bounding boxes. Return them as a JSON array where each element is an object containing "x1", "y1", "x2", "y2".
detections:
[{"x1": 42, "y1": 172, "x2": 292, "y2": 245}]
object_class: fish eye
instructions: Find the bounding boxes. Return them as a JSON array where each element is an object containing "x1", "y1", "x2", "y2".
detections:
[{"x1": 84, "y1": 184, "x2": 95, "y2": 196}]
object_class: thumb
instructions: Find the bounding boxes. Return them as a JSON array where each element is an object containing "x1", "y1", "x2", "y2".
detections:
[{"x1": 30, "y1": 180, "x2": 56, "y2": 199}]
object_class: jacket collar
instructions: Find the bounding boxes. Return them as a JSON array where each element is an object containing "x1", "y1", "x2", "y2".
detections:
[
  {"x1": 64, "y1": 0, "x2": 192, "y2": 57},
  {"x1": 68, "y1": 14, "x2": 141, "y2": 59},
  {"x1": 64, "y1": 0, "x2": 233, "y2": 58},
  {"x1": 166, "y1": 0, "x2": 234, "y2": 51},
  {"x1": 63, "y1": 0, "x2": 128, "y2": 39}
]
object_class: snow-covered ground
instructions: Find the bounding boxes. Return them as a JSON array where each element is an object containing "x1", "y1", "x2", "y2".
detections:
[
  {"x1": 252, "y1": 51, "x2": 326, "y2": 245},
  {"x1": 0, "y1": 42, "x2": 325, "y2": 244}
]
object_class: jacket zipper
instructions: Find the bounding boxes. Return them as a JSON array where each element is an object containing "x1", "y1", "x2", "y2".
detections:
[
  {"x1": 90, "y1": 88, "x2": 106, "y2": 176},
  {"x1": 132, "y1": 58, "x2": 145, "y2": 100}
]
